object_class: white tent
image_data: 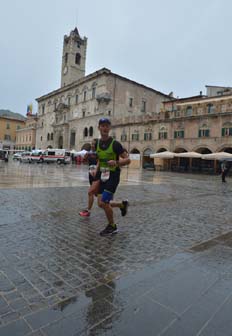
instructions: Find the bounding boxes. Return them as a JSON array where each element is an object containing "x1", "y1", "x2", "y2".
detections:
[
  {"x1": 201, "y1": 152, "x2": 232, "y2": 160},
  {"x1": 174, "y1": 152, "x2": 202, "y2": 158},
  {"x1": 150, "y1": 151, "x2": 175, "y2": 159}
]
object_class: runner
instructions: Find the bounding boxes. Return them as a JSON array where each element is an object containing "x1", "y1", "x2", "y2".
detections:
[
  {"x1": 96, "y1": 117, "x2": 131, "y2": 236},
  {"x1": 79, "y1": 139, "x2": 99, "y2": 217}
]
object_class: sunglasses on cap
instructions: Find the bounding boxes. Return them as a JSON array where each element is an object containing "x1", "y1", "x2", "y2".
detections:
[{"x1": 98, "y1": 118, "x2": 111, "y2": 125}]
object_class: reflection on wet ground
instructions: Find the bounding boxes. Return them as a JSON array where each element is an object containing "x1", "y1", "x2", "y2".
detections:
[
  {"x1": 0, "y1": 160, "x2": 231, "y2": 335},
  {"x1": 0, "y1": 159, "x2": 225, "y2": 189}
]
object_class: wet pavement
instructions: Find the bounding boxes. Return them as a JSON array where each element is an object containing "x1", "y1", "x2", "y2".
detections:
[{"x1": 0, "y1": 159, "x2": 232, "y2": 335}]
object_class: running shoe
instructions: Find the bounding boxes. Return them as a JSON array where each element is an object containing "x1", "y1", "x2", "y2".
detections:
[
  {"x1": 100, "y1": 224, "x2": 118, "y2": 236},
  {"x1": 79, "y1": 209, "x2": 90, "y2": 217},
  {"x1": 120, "y1": 200, "x2": 129, "y2": 217}
]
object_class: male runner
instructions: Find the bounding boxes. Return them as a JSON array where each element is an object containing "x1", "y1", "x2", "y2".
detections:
[{"x1": 96, "y1": 117, "x2": 131, "y2": 236}]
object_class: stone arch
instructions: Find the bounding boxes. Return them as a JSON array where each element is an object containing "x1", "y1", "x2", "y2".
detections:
[
  {"x1": 81, "y1": 143, "x2": 91, "y2": 151},
  {"x1": 216, "y1": 145, "x2": 232, "y2": 153},
  {"x1": 192, "y1": 146, "x2": 212, "y2": 154},
  {"x1": 174, "y1": 147, "x2": 188, "y2": 153},
  {"x1": 130, "y1": 148, "x2": 140, "y2": 154},
  {"x1": 75, "y1": 53, "x2": 81, "y2": 65},
  {"x1": 156, "y1": 147, "x2": 169, "y2": 153},
  {"x1": 142, "y1": 147, "x2": 154, "y2": 168}
]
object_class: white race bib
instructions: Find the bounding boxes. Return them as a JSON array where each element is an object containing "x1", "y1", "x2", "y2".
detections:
[{"x1": 100, "y1": 168, "x2": 110, "y2": 182}]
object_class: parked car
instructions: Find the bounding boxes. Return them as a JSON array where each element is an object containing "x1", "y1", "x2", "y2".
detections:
[{"x1": 13, "y1": 152, "x2": 23, "y2": 160}]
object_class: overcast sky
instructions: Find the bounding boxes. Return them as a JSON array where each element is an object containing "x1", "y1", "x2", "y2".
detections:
[{"x1": 1, "y1": 0, "x2": 232, "y2": 116}]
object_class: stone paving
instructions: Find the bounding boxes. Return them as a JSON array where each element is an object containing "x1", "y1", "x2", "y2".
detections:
[{"x1": 0, "y1": 160, "x2": 231, "y2": 335}]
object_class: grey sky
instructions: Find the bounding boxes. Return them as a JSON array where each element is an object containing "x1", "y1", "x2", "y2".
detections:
[{"x1": 1, "y1": 0, "x2": 232, "y2": 116}]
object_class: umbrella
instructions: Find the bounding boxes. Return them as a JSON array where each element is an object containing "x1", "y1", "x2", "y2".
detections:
[
  {"x1": 73, "y1": 149, "x2": 88, "y2": 157},
  {"x1": 150, "y1": 151, "x2": 175, "y2": 159},
  {"x1": 201, "y1": 152, "x2": 232, "y2": 160},
  {"x1": 174, "y1": 152, "x2": 202, "y2": 158}
]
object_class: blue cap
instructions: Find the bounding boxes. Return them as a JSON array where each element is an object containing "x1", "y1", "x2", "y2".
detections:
[{"x1": 98, "y1": 118, "x2": 111, "y2": 125}]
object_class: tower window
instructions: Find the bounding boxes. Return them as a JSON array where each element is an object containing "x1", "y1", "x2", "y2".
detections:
[
  {"x1": 83, "y1": 91, "x2": 87, "y2": 102},
  {"x1": 129, "y1": 98, "x2": 133, "y2": 107},
  {"x1": 65, "y1": 53, "x2": 68, "y2": 64},
  {"x1": 75, "y1": 53, "x2": 81, "y2": 65}
]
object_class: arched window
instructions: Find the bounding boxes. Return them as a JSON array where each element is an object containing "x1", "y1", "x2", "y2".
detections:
[
  {"x1": 84, "y1": 127, "x2": 88, "y2": 137},
  {"x1": 199, "y1": 124, "x2": 210, "y2": 137},
  {"x1": 132, "y1": 130, "x2": 139, "y2": 141},
  {"x1": 89, "y1": 126, "x2": 93, "y2": 137},
  {"x1": 65, "y1": 53, "x2": 68, "y2": 63},
  {"x1": 222, "y1": 122, "x2": 232, "y2": 136},
  {"x1": 51, "y1": 133, "x2": 53, "y2": 140},
  {"x1": 159, "y1": 126, "x2": 168, "y2": 139},
  {"x1": 75, "y1": 53, "x2": 81, "y2": 65},
  {"x1": 47, "y1": 133, "x2": 50, "y2": 141}
]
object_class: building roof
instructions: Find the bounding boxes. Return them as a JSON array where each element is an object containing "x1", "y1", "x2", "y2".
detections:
[
  {"x1": 36, "y1": 68, "x2": 172, "y2": 102},
  {"x1": 163, "y1": 95, "x2": 206, "y2": 104},
  {"x1": 0, "y1": 109, "x2": 26, "y2": 121}
]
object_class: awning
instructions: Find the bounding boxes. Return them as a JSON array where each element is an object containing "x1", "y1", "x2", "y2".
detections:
[
  {"x1": 174, "y1": 152, "x2": 202, "y2": 158},
  {"x1": 201, "y1": 152, "x2": 232, "y2": 160},
  {"x1": 150, "y1": 151, "x2": 175, "y2": 159}
]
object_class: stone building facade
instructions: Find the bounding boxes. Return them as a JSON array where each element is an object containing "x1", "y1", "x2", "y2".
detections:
[
  {"x1": 36, "y1": 28, "x2": 232, "y2": 169},
  {"x1": 0, "y1": 115, "x2": 25, "y2": 150},
  {"x1": 36, "y1": 28, "x2": 171, "y2": 161},
  {"x1": 160, "y1": 87, "x2": 232, "y2": 155},
  {"x1": 15, "y1": 115, "x2": 37, "y2": 151}
]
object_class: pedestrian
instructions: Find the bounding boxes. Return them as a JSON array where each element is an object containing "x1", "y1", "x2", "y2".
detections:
[
  {"x1": 79, "y1": 139, "x2": 100, "y2": 217},
  {"x1": 4, "y1": 151, "x2": 9, "y2": 162},
  {"x1": 221, "y1": 160, "x2": 227, "y2": 183},
  {"x1": 96, "y1": 118, "x2": 131, "y2": 236}
]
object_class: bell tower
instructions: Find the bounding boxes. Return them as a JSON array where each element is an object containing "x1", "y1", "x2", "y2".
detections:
[{"x1": 61, "y1": 27, "x2": 87, "y2": 87}]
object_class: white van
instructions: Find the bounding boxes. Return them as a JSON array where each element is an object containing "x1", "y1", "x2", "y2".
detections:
[{"x1": 41, "y1": 149, "x2": 71, "y2": 164}]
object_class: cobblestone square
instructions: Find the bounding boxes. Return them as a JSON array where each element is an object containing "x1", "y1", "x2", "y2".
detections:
[{"x1": 0, "y1": 161, "x2": 231, "y2": 335}]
